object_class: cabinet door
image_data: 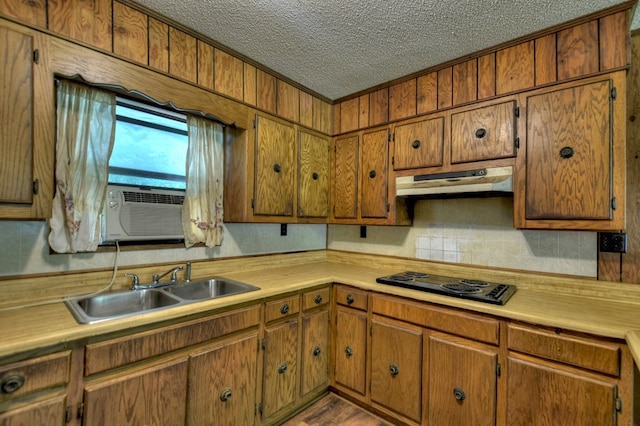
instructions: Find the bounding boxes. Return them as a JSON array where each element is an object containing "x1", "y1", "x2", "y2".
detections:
[
  {"x1": 370, "y1": 317, "x2": 422, "y2": 423},
  {"x1": 301, "y1": 309, "x2": 329, "y2": 396},
  {"x1": 333, "y1": 308, "x2": 367, "y2": 396},
  {"x1": 0, "y1": 25, "x2": 34, "y2": 205},
  {"x1": 360, "y1": 129, "x2": 388, "y2": 218},
  {"x1": 262, "y1": 320, "x2": 299, "y2": 419},
  {"x1": 333, "y1": 136, "x2": 358, "y2": 219},
  {"x1": 187, "y1": 333, "x2": 258, "y2": 426},
  {"x1": 507, "y1": 356, "x2": 616, "y2": 426},
  {"x1": 428, "y1": 333, "x2": 498, "y2": 426},
  {"x1": 254, "y1": 115, "x2": 295, "y2": 216},
  {"x1": 0, "y1": 395, "x2": 66, "y2": 426},
  {"x1": 451, "y1": 100, "x2": 516, "y2": 163},
  {"x1": 525, "y1": 80, "x2": 612, "y2": 220},
  {"x1": 394, "y1": 117, "x2": 444, "y2": 170},
  {"x1": 298, "y1": 131, "x2": 329, "y2": 218},
  {"x1": 83, "y1": 357, "x2": 188, "y2": 426}
]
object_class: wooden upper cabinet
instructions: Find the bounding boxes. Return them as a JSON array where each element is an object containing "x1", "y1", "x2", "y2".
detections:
[
  {"x1": 389, "y1": 79, "x2": 416, "y2": 121},
  {"x1": 113, "y1": 1, "x2": 147, "y2": 65},
  {"x1": 450, "y1": 100, "x2": 517, "y2": 164},
  {"x1": 298, "y1": 131, "x2": 330, "y2": 218},
  {"x1": 428, "y1": 333, "x2": 498, "y2": 426},
  {"x1": 215, "y1": 49, "x2": 243, "y2": 100},
  {"x1": 393, "y1": 116, "x2": 444, "y2": 170},
  {"x1": 525, "y1": 79, "x2": 612, "y2": 221},
  {"x1": 0, "y1": 25, "x2": 33, "y2": 206},
  {"x1": 254, "y1": 115, "x2": 296, "y2": 216},
  {"x1": 557, "y1": 21, "x2": 599, "y2": 81},
  {"x1": 360, "y1": 129, "x2": 388, "y2": 219},
  {"x1": 496, "y1": 41, "x2": 534, "y2": 95},
  {"x1": 332, "y1": 136, "x2": 359, "y2": 219}
]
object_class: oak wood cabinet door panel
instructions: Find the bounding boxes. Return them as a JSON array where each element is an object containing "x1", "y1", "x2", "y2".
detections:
[
  {"x1": 298, "y1": 131, "x2": 330, "y2": 218},
  {"x1": 83, "y1": 357, "x2": 188, "y2": 426},
  {"x1": 525, "y1": 79, "x2": 611, "y2": 220},
  {"x1": 0, "y1": 25, "x2": 33, "y2": 205},
  {"x1": 301, "y1": 309, "x2": 330, "y2": 396},
  {"x1": 333, "y1": 308, "x2": 367, "y2": 396},
  {"x1": 254, "y1": 115, "x2": 296, "y2": 216},
  {"x1": 507, "y1": 355, "x2": 616, "y2": 426},
  {"x1": 370, "y1": 317, "x2": 422, "y2": 423},
  {"x1": 187, "y1": 333, "x2": 258, "y2": 426},
  {"x1": 450, "y1": 100, "x2": 517, "y2": 164},
  {"x1": 360, "y1": 129, "x2": 388, "y2": 218},
  {"x1": 0, "y1": 395, "x2": 66, "y2": 426},
  {"x1": 332, "y1": 136, "x2": 358, "y2": 219},
  {"x1": 393, "y1": 117, "x2": 444, "y2": 170},
  {"x1": 262, "y1": 320, "x2": 299, "y2": 419},
  {"x1": 428, "y1": 333, "x2": 498, "y2": 426}
]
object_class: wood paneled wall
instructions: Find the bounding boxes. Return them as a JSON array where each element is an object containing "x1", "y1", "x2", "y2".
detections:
[
  {"x1": 0, "y1": 0, "x2": 332, "y2": 134},
  {"x1": 333, "y1": 10, "x2": 630, "y2": 135}
]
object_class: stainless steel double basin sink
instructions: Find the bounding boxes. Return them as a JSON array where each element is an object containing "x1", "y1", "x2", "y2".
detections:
[{"x1": 65, "y1": 278, "x2": 260, "y2": 324}]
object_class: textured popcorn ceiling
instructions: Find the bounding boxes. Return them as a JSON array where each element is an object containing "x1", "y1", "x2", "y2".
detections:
[{"x1": 133, "y1": 0, "x2": 638, "y2": 100}]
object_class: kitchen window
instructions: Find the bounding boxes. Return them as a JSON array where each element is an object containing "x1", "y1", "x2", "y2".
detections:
[{"x1": 108, "y1": 97, "x2": 188, "y2": 190}]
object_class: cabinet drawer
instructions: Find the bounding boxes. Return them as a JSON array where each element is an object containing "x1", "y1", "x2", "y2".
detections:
[
  {"x1": 507, "y1": 323, "x2": 620, "y2": 376},
  {"x1": 0, "y1": 351, "x2": 70, "y2": 402},
  {"x1": 335, "y1": 286, "x2": 368, "y2": 311},
  {"x1": 265, "y1": 295, "x2": 300, "y2": 322},
  {"x1": 450, "y1": 100, "x2": 516, "y2": 163},
  {"x1": 372, "y1": 294, "x2": 500, "y2": 345},
  {"x1": 85, "y1": 304, "x2": 261, "y2": 375},
  {"x1": 302, "y1": 286, "x2": 330, "y2": 311}
]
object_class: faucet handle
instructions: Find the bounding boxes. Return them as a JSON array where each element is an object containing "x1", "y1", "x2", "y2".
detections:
[
  {"x1": 171, "y1": 266, "x2": 184, "y2": 283},
  {"x1": 125, "y1": 273, "x2": 139, "y2": 289}
]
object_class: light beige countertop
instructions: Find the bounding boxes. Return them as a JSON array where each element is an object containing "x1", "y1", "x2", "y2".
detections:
[{"x1": 1, "y1": 251, "x2": 639, "y2": 364}]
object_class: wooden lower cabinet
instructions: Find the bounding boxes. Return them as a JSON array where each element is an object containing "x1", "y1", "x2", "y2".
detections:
[
  {"x1": 333, "y1": 307, "x2": 368, "y2": 398},
  {"x1": 428, "y1": 332, "x2": 498, "y2": 426},
  {"x1": 83, "y1": 357, "x2": 188, "y2": 426},
  {"x1": 301, "y1": 309, "x2": 330, "y2": 395},
  {"x1": 506, "y1": 355, "x2": 617, "y2": 426},
  {"x1": 0, "y1": 395, "x2": 67, "y2": 426},
  {"x1": 370, "y1": 316, "x2": 423, "y2": 424},
  {"x1": 187, "y1": 332, "x2": 259, "y2": 426},
  {"x1": 262, "y1": 319, "x2": 299, "y2": 419}
]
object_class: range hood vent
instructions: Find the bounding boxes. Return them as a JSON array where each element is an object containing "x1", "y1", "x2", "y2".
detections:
[{"x1": 396, "y1": 166, "x2": 513, "y2": 197}]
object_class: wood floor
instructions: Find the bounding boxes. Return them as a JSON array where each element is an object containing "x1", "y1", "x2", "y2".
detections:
[{"x1": 280, "y1": 393, "x2": 394, "y2": 426}]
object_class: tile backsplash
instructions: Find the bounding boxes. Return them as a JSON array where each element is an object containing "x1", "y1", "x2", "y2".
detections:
[
  {"x1": 0, "y1": 221, "x2": 327, "y2": 277},
  {"x1": 328, "y1": 197, "x2": 597, "y2": 277}
]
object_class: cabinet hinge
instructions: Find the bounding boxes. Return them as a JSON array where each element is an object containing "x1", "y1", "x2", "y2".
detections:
[
  {"x1": 251, "y1": 199, "x2": 255, "y2": 210},
  {"x1": 65, "y1": 405, "x2": 72, "y2": 423},
  {"x1": 261, "y1": 339, "x2": 266, "y2": 350},
  {"x1": 33, "y1": 179, "x2": 39, "y2": 195},
  {"x1": 77, "y1": 402, "x2": 84, "y2": 420},
  {"x1": 514, "y1": 137, "x2": 520, "y2": 150},
  {"x1": 386, "y1": 203, "x2": 390, "y2": 212},
  {"x1": 33, "y1": 49, "x2": 39, "y2": 64},
  {"x1": 496, "y1": 363, "x2": 502, "y2": 377},
  {"x1": 514, "y1": 106, "x2": 520, "y2": 117},
  {"x1": 391, "y1": 156, "x2": 394, "y2": 166},
  {"x1": 611, "y1": 87, "x2": 617, "y2": 100},
  {"x1": 257, "y1": 402, "x2": 263, "y2": 416},
  {"x1": 252, "y1": 120, "x2": 256, "y2": 129},
  {"x1": 612, "y1": 197, "x2": 618, "y2": 210}
]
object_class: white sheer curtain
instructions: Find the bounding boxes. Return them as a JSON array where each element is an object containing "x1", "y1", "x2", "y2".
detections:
[
  {"x1": 182, "y1": 115, "x2": 224, "y2": 248},
  {"x1": 48, "y1": 80, "x2": 116, "y2": 253}
]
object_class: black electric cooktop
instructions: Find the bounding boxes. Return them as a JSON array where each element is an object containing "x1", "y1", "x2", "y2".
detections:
[{"x1": 376, "y1": 271, "x2": 517, "y2": 305}]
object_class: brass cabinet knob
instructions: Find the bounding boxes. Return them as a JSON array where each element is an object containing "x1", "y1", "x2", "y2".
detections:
[
  {"x1": 346, "y1": 294, "x2": 355, "y2": 304},
  {"x1": 389, "y1": 363, "x2": 399, "y2": 376},
  {"x1": 313, "y1": 346, "x2": 321, "y2": 356},
  {"x1": 277, "y1": 362, "x2": 287, "y2": 374},
  {"x1": 453, "y1": 387, "x2": 466, "y2": 401},
  {"x1": 345, "y1": 346, "x2": 354, "y2": 357},
  {"x1": 314, "y1": 294, "x2": 323, "y2": 304},
  {"x1": 1, "y1": 374, "x2": 25, "y2": 394},
  {"x1": 280, "y1": 303, "x2": 289, "y2": 315},
  {"x1": 219, "y1": 387, "x2": 232, "y2": 402}
]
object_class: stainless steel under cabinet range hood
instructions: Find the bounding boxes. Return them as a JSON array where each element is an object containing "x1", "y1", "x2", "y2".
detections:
[{"x1": 395, "y1": 166, "x2": 513, "y2": 197}]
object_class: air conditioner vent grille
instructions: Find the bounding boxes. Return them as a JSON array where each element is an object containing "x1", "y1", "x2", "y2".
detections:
[{"x1": 122, "y1": 190, "x2": 185, "y2": 205}]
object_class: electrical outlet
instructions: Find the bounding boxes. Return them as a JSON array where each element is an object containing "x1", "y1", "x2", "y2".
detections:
[
  {"x1": 360, "y1": 225, "x2": 367, "y2": 238},
  {"x1": 599, "y1": 232, "x2": 627, "y2": 253},
  {"x1": 280, "y1": 223, "x2": 287, "y2": 236}
]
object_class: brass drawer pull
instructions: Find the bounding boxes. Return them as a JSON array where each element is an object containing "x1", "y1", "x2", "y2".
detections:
[
  {"x1": 475, "y1": 128, "x2": 487, "y2": 139},
  {"x1": 346, "y1": 294, "x2": 355, "y2": 305},
  {"x1": 314, "y1": 294, "x2": 323, "y2": 304},
  {"x1": 280, "y1": 303, "x2": 289, "y2": 315},
  {"x1": 559, "y1": 146, "x2": 574, "y2": 159},
  {"x1": 1, "y1": 374, "x2": 25, "y2": 394}
]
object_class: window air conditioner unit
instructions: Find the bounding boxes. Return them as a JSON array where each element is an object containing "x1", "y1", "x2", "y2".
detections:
[{"x1": 101, "y1": 184, "x2": 185, "y2": 243}]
